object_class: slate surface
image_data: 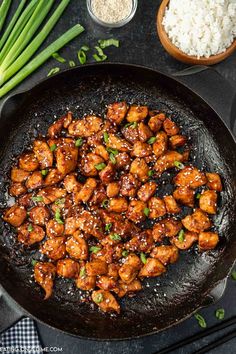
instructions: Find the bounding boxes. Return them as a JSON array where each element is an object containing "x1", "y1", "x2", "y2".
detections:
[{"x1": 1, "y1": 1, "x2": 236, "y2": 353}]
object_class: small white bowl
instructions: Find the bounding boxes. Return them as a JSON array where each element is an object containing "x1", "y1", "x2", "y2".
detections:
[{"x1": 87, "y1": 0, "x2": 138, "y2": 28}]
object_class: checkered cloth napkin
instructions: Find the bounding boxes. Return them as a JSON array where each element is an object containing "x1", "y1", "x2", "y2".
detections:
[{"x1": 0, "y1": 318, "x2": 42, "y2": 352}]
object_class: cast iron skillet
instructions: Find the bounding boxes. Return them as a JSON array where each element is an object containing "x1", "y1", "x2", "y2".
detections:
[{"x1": 0, "y1": 63, "x2": 235, "y2": 340}]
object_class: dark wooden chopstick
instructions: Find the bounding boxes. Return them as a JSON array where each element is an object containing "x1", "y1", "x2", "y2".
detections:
[
  {"x1": 194, "y1": 329, "x2": 236, "y2": 354},
  {"x1": 155, "y1": 316, "x2": 236, "y2": 354}
]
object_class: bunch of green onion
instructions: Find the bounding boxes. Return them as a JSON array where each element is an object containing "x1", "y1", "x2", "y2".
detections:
[{"x1": 0, "y1": 0, "x2": 84, "y2": 98}]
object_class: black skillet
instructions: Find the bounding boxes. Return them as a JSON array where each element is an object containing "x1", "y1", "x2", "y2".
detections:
[{"x1": 0, "y1": 63, "x2": 235, "y2": 340}]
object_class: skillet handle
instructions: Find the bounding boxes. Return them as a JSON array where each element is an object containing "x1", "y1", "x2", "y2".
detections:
[
  {"x1": 0, "y1": 287, "x2": 24, "y2": 334},
  {"x1": 202, "y1": 278, "x2": 228, "y2": 307}
]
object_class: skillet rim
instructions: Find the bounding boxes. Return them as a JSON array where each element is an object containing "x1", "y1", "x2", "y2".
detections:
[{"x1": 0, "y1": 62, "x2": 235, "y2": 341}]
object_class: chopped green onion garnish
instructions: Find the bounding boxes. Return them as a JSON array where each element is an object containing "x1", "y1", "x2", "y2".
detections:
[
  {"x1": 109, "y1": 153, "x2": 116, "y2": 164},
  {"x1": 69, "y1": 60, "x2": 75, "y2": 67},
  {"x1": 148, "y1": 170, "x2": 154, "y2": 177},
  {"x1": 75, "y1": 138, "x2": 83, "y2": 147},
  {"x1": 105, "y1": 223, "x2": 112, "y2": 232},
  {"x1": 147, "y1": 136, "x2": 157, "y2": 144},
  {"x1": 93, "y1": 46, "x2": 107, "y2": 62},
  {"x1": 122, "y1": 250, "x2": 129, "y2": 257},
  {"x1": 94, "y1": 293, "x2": 103, "y2": 303},
  {"x1": 231, "y1": 270, "x2": 236, "y2": 280},
  {"x1": 144, "y1": 207, "x2": 150, "y2": 217},
  {"x1": 98, "y1": 38, "x2": 120, "y2": 49},
  {"x1": 89, "y1": 246, "x2": 101, "y2": 254},
  {"x1": 41, "y1": 169, "x2": 48, "y2": 176},
  {"x1": 95, "y1": 162, "x2": 106, "y2": 171},
  {"x1": 174, "y1": 161, "x2": 185, "y2": 169},
  {"x1": 31, "y1": 196, "x2": 43, "y2": 202},
  {"x1": 31, "y1": 259, "x2": 37, "y2": 266},
  {"x1": 106, "y1": 147, "x2": 118, "y2": 156},
  {"x1": 55, "y1": 198, "x2": 65, "y2": 205},
  {"x1": 178, "y1": 229, "x2": 185, "y2": 242},
  {"x1": 52, "y1": 52, "x2": 66, "y2": 63},
  {"x1": 28, "y1": 224, "x2": 34, "y2": 232},
  {"x1": 78, "y1": 49, "x2": 87, "y2": 65},
  {"x1": 196, "y1": 193, "x2": 201, "y2": 199},
  {"x1": 215, "y1": 308, "x2": 225, "y2": 320},
  {"x1": 110, "y1": 233, "x2": 121, "y2": 241},
  {"x1": 50, "y1": 143, "x2": 57, "y2": 151},
  {"x1": 81, "y1": 45, "x2": 89, "y2": 51},
  {"x1": 55, "y1": 209, "x2": 64, "y2": 224},
  {"x1": 124, "y1": 121, "x2": 137, "y2": 129},
  {"x1": 194, "y1": 313, "x2": 207, "y2": 328},
  {"x1": 79, "y1": 266, "x2": 86, "y2": 278},
  {"x1": 47, "y1": 67, "x2": 60, "y2": 77},
  {"x1": 140, "y1": 252, "x2": 147, "y2": 264},
  {"x1": 101, "y1": 199, "x2": 109, "y2": 208},
  {"x1": 104, "y1": 131, "x2": 109, "y2": 143}
]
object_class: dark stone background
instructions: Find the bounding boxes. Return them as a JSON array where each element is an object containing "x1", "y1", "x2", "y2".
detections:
[{"x1": 1, "y1": 1, "x2": 236, "y2": 353}]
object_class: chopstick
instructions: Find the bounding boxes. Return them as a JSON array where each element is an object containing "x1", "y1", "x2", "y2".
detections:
[
  {"x1": 194, "y1": 329, "x2": 236, "y2": 354},
  {"x1": 155, "y1": 316, "x2": 236, "y2": 354}
]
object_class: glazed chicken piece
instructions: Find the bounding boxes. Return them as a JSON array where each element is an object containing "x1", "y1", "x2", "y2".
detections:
[
  {"x1": 152, "y1": 222, "x2": 166, "y2": 242},
  {"x1": 40, "y1": 237, "x2": 66, "y2": 260},
  {"x1": 92, "y1": 290, "x2": 120, "y2": 314},
  {"x1": 47, "y1": 111, "x2": 72, "y2": 138},
  {"x1": 163, "y1": 195, "x2": 181, "y2": 214},
  {"x1": 116, "y1": 152, "x2": 131, "y2": 171},
  {"x1": 174, "y1": 166, "x2": 207, "y2": 189},
  {"x1": 131, "y1": 141, "x2": 152, "y2": 158},
  {"x1": 148, "y1": 114, "x2": 163, "y2": 133},
  {"x1": 126, "y1": 200, "x2": 147, "y2": 223},
  {"x1": 89, "y1": 183, "x2": 107, "y2": 205},
  {"x1": 107, "y1": 101, "x2": 128, "y2": 124},
  {"x1": 66, "y1": 231, "x2": 88, "y2": 260},
  {"x1": 90, "y1": 245, "x2": 113, "y2": 264},
  {"x1": 99, "y1": 162, "x2": 116, "y2": 184},
  {"x1": 148, "y1": 197, "x2": 166, "y2": 219},
  {"x1": 25, "y1": 171, "x2": 43, "y2": 190},
  {"x1": 10, "y1": 167, "x2": 30, "y2": 183},
  {"x1": 151, "y1": 245, "x2": 179, "y2": 265},
  {"x1": 34, "y1": 262, "x2": 56, "y2": 299},
  {"x1": 153, "y1": 131, "x2": 168, "y2": 158},
  {"x1": 139, "y1": 258, "x2": 166, "y2": 277},
  {"x1": 163, "y1": 118, "x2": 180, "y2": 136},
  {"x1": 137, "y1": 181, "x2": 156, "y2": 202},
  {"x1": 80, "y1": 153, "x2": 105, "y2": 177},
  {"x1": 94, "y1": 144, "x2": 109, "y2": 161},
  {"x1": 154, "y1": 151, "x2": 183, "y2": 175},
  {"x1": 3, "y1": 204, "x2": 27, "y2": 227},
  {"x1": 29, "y1": 206, "x2": 50, "y2": 226},
  {"x1": 33, "y1": 140, "x2": 53, "y2": 169},
  {"x1": 125, "y1": 230, "x2": 154, "y2": 253},
  {"x1": 116, "y1": 279, "x2": 142, "y2": 298},
  {"x1": 169, "y1": 135, "x2": 187, "y2": 149},
  {"x1": 56, "y1": 140, "x2": 78, "y2": 175},
  {"x1": 108, "y1": 198, "x2": 128, "y2": 213},
  {"x1": 18, "y1": 223, "x2": 45, "y2": 246},
  {"x1": 206, "y1": 172, "x2": 222, "y2": 192},
  {"x1": 96, "y1": 275, "x2": 117, "y2": 291},
  {"x1": 9, "y1": 183, "x2": 27, "y2": 197},
  {"x1": 86, "y1": 259, "x2": 108, "y2": 276},
  {"x1": 74, "y1": 178, "x2": 97, "y2": 204},
  {"x1": 120, "y1": 173, "x2": 140, "y2": 197},
  {"x1": 173, "y1": 186, "x2": 195, "y2": 208},
  {"x1": 106, "y1": 133, "x2": 132, "y2": 152},
  {"x1": 130, "y1": 158, "x2": 149, "y2": 182},
  {"x1": 76, "y1": 266, "x2": 96, "y2": 290},
  {"x1": 121, "y1": 124, "x2": 139, "y2": 144},
  {"x1": 198, "y1": 232, "x2": 219, "y2": 250},
  {"x1": 63, "y1": 173, "x2": 81, "y2": 193},
  {"x1": 46, "y1": 219, "x2": 64, "y2": 238},
  {"x1": 138, "y1": 122, "x2": 153, "y2": 142},
  {"x1": 126, "y1": 105, "x2": 148, "y2": 122},
  {"x1": 152, "y1": 218, "x2": 182, "y2": 242},
  {"x1": 199, "y1": 190, "x2": 217, "y2": 214},
  {"x1": 56, "y1": 258, "x2": 79, "y2": 278},
  {"x1": 36, "y1": 187, "x2": 66, "y2": 204},
  {"x1": 19, "y1": 152, "x2": 39, "y2": 172},
  {"x1": 106, "y1": 182, "x2": 120, "y2": 198},
  {"x1": 68, "y1": 115, "x2": 102, "y2": 137},
  {"x1": 182, "y1": 209, "x2": 211, "y2": 233},
  {"x1": 18, "y1": 193, "x2": 34, "y2": 208},
  {"x1": 76, "y1": 211, "x2": 103, "y2": 239},
  {"x1": 171, "y1": 231, "x2": 198, "y2": 250},
  {"x1": 119, "y1": 253, "x2": 141, "y2": 283},
  {"x1": 44, "y1": 169, "x2": 65, "y2": 186}
]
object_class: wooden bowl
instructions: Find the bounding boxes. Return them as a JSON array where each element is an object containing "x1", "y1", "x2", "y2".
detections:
[{"x1": 157, "y1": 0, "x2": 236, "y2": 65}]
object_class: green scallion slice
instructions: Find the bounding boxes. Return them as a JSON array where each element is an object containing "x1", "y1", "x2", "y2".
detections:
[
  {"x1": 147, "y1": 136, "x2": 157, "y2": 144},
  {"x1": 122, "y1": 250, "x2": 129, "y2": 257},
  {"x1": 98, "y1": 38, "x2": 120, "y2": 49},
  {"x1": 103, "y1": 131, "x2": 109, "y2": 143},
  {"x1": 89, "y1": 246, "x2": 101, "y2": 254},
  {"x1": 75, "y1": 138, "x2": 83, "y2": 147},
  {"x1": 41, "y1": 169, "x2": 48, "y2": 176},
  {"x1": 69, "y1": 60, "x2": 75, "y2": 67},
  {"x1": 144, "y1": 207, "x2": 150, "y2": 217},
  {"x1": 50, "y1": 143, "x2": 57, "y2": 151},
  {"x1": 31, "y1": 196, "x2": 43, "y2": 202},
  {"x1": 174, "y1": 161, "x2": 185, "y2": 169},
  {"x1": 110, "y1": 233, "x2": 121, "y2": 241},
  {"x1": 178, "y1": 229, "x2": 185, "y2": 242},
  {"x1": 94, "y1": 293, "x2": 103, "y2": 303},
  {"x1": 194, "y1": 313, "x2": 207, "y2": 328},
  {"x1": 55, "y1": 209, "x2": 64, "y2": 224},
  {"x1": 109, "y1": 153, "x2": 116, "y2": 164},
  {"x1": 215, "y1": 308, "x2": 225, "y2": 320},
  {"x1": 78, "y1": 49, "x2": 87, "y2": 65},
  {"x1": 28, "y1": 224, "x2": 34, "y2": 232},
  {"x1": 95, "y1": 163, "x2": 106, "y2": 171},
  {"x1": 105, "y1": 223, "x2": 112, "y2": 232},
  {"x1": 140, "y1": 252, "x2": 147, "y2": 264},
  {"x1": 52, "y1": 52, "x2": 66, "y2": 63}
]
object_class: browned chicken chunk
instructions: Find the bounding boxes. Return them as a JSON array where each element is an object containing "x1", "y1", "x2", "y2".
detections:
[
  {"x1": 29, "y1": 206, "x2": 50, "y2": 226},
  {"x1": 34, "y1": 262, "x2": 56, "y2": 299},
  {"x1": 9, "y1": 183, "x2": 27, "y2": 196},
  {"x1": 153, "y1": 131, "x2": 168, "y2": 158},
  {"x1": 182, "y1": 209, "x2": 211, "y2": 233},
  {"x1": 151, "y1": 245, "x2": 179, "y2": 265},
  {"x1": 18, "y1": 223, "x2": 45, "y2": 246},
  {"x1": 171, "y1": 231, "x2": 198, "y2": 250},
  {"x1": 119, "y1": 253, "x2": 141, "y2": 283},
  {"x1": 68, "y1": 115, "x2": 102, "y2": 137},
  {"x1": 163, "y1": 195, "x2": 180, "y2": 214},
  {"x1": 47, "y1": 112, "x2": 72, "y2": 138},
  {"x1": 130, "y1": 158, "x2": 149, "y2": 182},
  {"x1": 199, "y1": 190, "x2": 217, "y2": 214},
  {"x1": 148, "y1": 197, "x2": 166, "y2": 219},
  {"x1": 11, "y1": 168, "x2": 30, "y2": 183},
  {"x1": 173, "y1": 186, "x2": 195, "y2": 208},
  {"x1": 108, "y1": 198, "x2": 128, "y2": 213},
  {"x1": 126, "y1": 105, "x2": 148, "y2": 122},
  {"x1": 137, "y1": 181, "x2": 156, "y2": 202},
  {"x1": 46, "y1": 219, "x2": 64, "y2": 238},
  {"x1": 107, "y1": 101, "x2": 128, "y2": 124},
  {"x1": 126, "y1": 200, "x2": 147, "y2": 223},
  {"x1": 169, "y1": 135, "x2": 187, "y2": 149},
  {"x1": 163, "y1": 118, "x2": 180, "y2": 136},
  {"x1": 33, "y1": 140, "x2": 53, "y2": 169},
  {"x1": 174, "y1": 166, "x2": 207, "y2": 189},
  {"x1": 138, "y1": 122, "x2": 153, "y2": 142},
  {"x1": 19, "y1": 152, "x2": 39, "y2": 172},
  {"x1": 56, "y1": 141, "x2": 78, "y2": 175},
  {"x1": 132, "y1": 141, "x2": 152, "y2": 158},
  {"x1": 74, "y1": 178, "x2": 97, "y2": 204},
  {"x1": 66, "y1": 231, "x2": 88, "y2": 260},
  {"x1": 198, "y1": 232, "x2": 219, "y2": 250},
  {"x1": 3, "y1": 204, "x2": 27, "y2": 227},
  {"x1": 206, "y1": 172, "x2": 222, "y2": 192},
  {"x1": 92, "y1": 290, "x2": 120, "y2": 314},
  {"x1": 148, "y1": 115, "x2": 163, "y2": 133},
  {"x1": 40, "y1": 237, "x2": 66, "y2": 260},
  {"x1": 106, "y1": 182, "x2": 120, "y2": 198},
  {"x1": 57, "y1": 258, "x2": 79, "y2": 278},
  {"x1": 154, "y1": 151, "x2": 183, "y2": 175},
  {"x1": 139, "y1": 258, "x2": 166, "y2": 277},
  {"x1": 25, "y1": 171, "x2": 43, "y2": 190},
  {"x1": 120, "y1": 173, "x2": 140, "y2": 197}
]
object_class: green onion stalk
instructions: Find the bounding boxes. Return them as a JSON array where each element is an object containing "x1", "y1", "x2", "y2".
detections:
[
  {"x1": 0, "y1": 24, "x2": 85, "y2": 98},
  {"x1": 0, "y1": 0, "x2": 12, "y2": 33}
]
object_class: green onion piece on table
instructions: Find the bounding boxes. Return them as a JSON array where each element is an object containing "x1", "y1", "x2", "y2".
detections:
[
  {"x1": 81, "y1": 45, "x2": 89, "y2": 51},
  {"x1": 0, "y1": 0, "x2": 12, "y2": 33},
  {"x1": 69, "y1": 60, "x2": 75, "y2": 67},
  {"x1": 194, "y1": 313, "x2": 207, "y2": 328},
  {"x1": 0, "y1": 24, "x2": 85, "y2": 98},
  {"x1": 215, "y1": 308, "x2": 225, "y2": 320},
  {"x1": 52, "y1": 52, "x2": 66, "y2": 63},
  {"x1": 98, "y1": 38, "x2": 119, "y2": 48},
  {"x1": 93, "y1": 46, "x2": 107, "y2": 62},
  {"x1": 47, "y1": 67, "x2": 60, "y2": 77},
  {"x1": 78, "y1": 49, "x2": 87, "y2": 64}
]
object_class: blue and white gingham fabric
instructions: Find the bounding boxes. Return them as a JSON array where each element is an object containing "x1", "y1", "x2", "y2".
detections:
[{"x1": 0, "y1": 318, "x2": 42, "y2": 353}]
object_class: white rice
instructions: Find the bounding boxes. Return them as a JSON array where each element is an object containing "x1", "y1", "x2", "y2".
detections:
[{"x1": 162, "y1": 0, "x2": 236, "y2": 58}]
